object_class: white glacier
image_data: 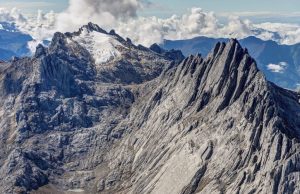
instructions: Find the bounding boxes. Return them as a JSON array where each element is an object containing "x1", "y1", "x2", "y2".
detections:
[{"x1": 71, "y1": 28, "x2": 123, "y2": 64}]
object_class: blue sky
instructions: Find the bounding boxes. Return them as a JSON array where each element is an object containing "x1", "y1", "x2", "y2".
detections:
[
  {"x1": 147, "y1": 0, "x2": 300, "y2": 16},
  {"x1": 0, "y1": 0, "x2": 68, "y2": 13},
  {"x1": 0, "y1": 0, "x2": 299, "y2": 13},
  {"x1": 138, "y1": 0, "x2": 300, "y2": 23},
  {"x1": 1, "y1": 0, "x2": 300, "y2": 22}
]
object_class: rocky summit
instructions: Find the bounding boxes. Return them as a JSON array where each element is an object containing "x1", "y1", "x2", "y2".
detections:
[{"x1": 0, "y1": 23, "x2": 300, "y2": 194}]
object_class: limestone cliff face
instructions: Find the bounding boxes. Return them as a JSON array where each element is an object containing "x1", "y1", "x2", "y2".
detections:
[{"x1": 0, "y1": 24, "x2": 299, "y2": 194}]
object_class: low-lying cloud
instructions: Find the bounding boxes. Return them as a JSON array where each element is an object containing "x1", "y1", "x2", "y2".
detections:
[
  {"x1": 267, "y1": 62, "x2": 288, "y2": 73},
  {"x1": 116, "y1": 8, "x2": 254, "y2": 45},
  {"x1": 1, "y1": 0, "x2": 300, "y2": 53}
]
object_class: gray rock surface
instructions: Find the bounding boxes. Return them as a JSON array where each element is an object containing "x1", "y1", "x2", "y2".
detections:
[{"x1": 0, "y1": 23, "x2": 299, "y2": 194}]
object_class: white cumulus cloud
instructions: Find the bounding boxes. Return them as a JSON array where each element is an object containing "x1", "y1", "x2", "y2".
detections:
[
  {"x1": 267, "y1": 62, "x2": 288, "y2": 73},
  {"x1": 115, "y1": 8, "x2": 254, "y2": 46},
  {"x1": 55, "y1": 0, "x2": 143, "y2": 32}
]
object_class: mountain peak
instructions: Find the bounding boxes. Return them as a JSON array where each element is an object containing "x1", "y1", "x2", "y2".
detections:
[
  {"x1": 149, "y1": 43, "x2": 164, "y2": 54},
  {"x1": 80, "y1": 22, "x2": 108, "y2": 34},
  {"x1": 77, "y1": 23, "x2": 128, "y2": 45},
  {"x1": 176, "y1": 39, "x2": 261, "y2": 112},
  {"x1": 207, "y1": 39, "x2": 256, "y2": 73},
  {"x1": 150, "y1": 43, "x2": 185, "y2": 63},
  {"x1": 49, "y1": 23, "x2": 128, "y2": 65}
]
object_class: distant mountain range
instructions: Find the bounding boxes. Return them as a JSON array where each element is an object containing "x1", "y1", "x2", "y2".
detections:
[
  {"x1": 160, "y1": 36, "x2": 300, "y2": 89},
  {"x1": 0, "y1": 22, "x2": 32, "y2": 60}
]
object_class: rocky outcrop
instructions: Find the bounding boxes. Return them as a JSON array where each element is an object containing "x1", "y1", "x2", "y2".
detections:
[
  {"x1": 0, "y1": 24, "x2": 299, "y2": 194},
  {"x1": 160, "y1": 36, "x2": 300, "y2": 89},
  {"x1": 150, "y1": 43, "x2": 185, "y2": 63}
]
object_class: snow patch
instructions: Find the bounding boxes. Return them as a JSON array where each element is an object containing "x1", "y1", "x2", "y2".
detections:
[
  {"x1": 71, "y1": 28, "x2": 123, "y2": 64},
  {"x1": 67, "y1": 189, "x2": 85, "y2": 193}
]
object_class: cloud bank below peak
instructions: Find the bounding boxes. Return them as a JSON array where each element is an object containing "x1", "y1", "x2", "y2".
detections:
[{"x1": 2, "y1": 0, "x2": 300, "y2": 52}]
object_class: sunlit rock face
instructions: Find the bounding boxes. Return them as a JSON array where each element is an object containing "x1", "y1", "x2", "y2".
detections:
[{"x1": 0, "y1": 23, "x2": 299, "y2": 194}]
